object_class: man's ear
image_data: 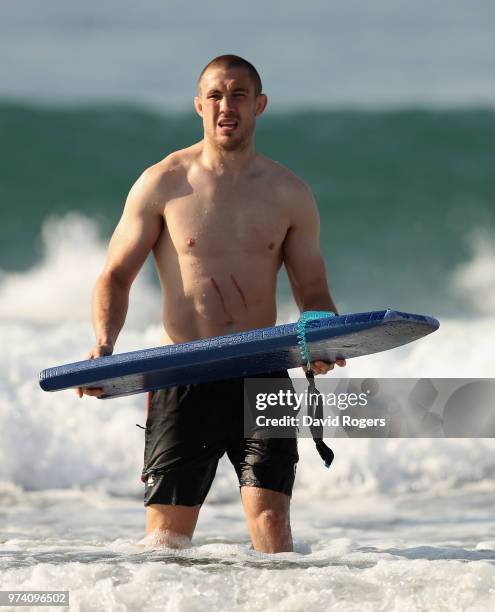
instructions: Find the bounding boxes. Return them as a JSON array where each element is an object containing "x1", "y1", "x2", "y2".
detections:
[
  {"x1": 255, "y1": 94, "x2": 268, "y2": 117},
  {"x1": 194, "y1": 96, "x2": 203, "y2": 118}
]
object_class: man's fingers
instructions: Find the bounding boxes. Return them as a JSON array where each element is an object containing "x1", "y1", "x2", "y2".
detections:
[
  {"x1": 76, "y1": 346, "x2": 112, "y2": 396},
  {"x1": 85, "y1": 345, "x2": 113, "y2": 360},
  {"x1": 302, "y1": 358, "x2": 347, "y2": 376},
  {"x1": 76, "y1": 387, "x2": 104, "y2": 398},
  {"x1": 312, "y1": 361, "x2": 335, "y2": 375},
  {"x1": 313, "y1": 361, "x2": 328, "y2": 369}
]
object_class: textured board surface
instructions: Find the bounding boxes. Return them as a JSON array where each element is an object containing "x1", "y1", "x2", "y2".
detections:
[{"x1": 39, "y1": 310, "x2": 439, "y2": 399}]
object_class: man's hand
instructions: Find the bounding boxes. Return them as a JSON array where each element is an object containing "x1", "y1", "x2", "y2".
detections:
[
  {"x1": 75, "y1": 343, "x2": 113, "y2": 398},
  {"x1": 308, "y1": 358, "x2": 346, "y2": 376}
]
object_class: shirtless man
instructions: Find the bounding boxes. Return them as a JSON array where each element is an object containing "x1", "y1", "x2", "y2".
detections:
[{"x1": 79, "y1": 55, "x2": 345, "y2": 553}]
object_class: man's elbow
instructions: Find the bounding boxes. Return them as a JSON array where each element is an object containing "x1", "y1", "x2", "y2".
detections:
[{"x1": 96, "y1": 268, "x2": 133, "y2": 293}]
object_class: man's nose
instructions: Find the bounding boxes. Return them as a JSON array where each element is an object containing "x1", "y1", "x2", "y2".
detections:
[{"x1": 220, "y1": 95, "x2": 235, "y2": 112}]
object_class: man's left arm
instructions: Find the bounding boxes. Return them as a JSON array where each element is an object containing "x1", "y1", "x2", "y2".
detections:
[{"x1": 282, "y1": 181, "x2": 346, "y2": 375}]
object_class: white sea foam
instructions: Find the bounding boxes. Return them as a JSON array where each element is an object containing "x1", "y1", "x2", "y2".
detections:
[
  {"x1": 1, "y1": 485, "x2": 493, "y2": 611},
  {"x1": 0, "y1": 556, "x2": 494, "y2": 612},
  {"x1": 0, "y1": 213, "x2": 162, "y2": 327},
  {"x1": 451, "y1": 229, "x2": 495, "y2": 317}
]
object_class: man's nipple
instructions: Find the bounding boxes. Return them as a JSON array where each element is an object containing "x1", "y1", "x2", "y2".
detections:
[{"x1": 186, "y1": 237, "x2": 196, "y2": 247}]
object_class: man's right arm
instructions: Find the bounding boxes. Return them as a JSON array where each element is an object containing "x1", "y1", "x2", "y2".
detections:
[{"x1": 78, "y1": 168, "x2": 164, "y2": 397}]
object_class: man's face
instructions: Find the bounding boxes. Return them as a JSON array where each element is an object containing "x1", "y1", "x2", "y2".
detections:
[{"x1": 194, "y1": 67, "x2": 267, "y2": 151}]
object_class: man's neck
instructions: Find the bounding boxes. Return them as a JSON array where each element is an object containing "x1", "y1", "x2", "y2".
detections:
[{"x1": 200, "y1": 138, "x2": 257, "y2": 177}]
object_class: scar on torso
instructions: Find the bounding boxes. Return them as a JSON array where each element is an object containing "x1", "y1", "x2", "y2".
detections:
[
  {"x1": 210, "y1": 277, "x2": 234, "y2": 323},
  {"x1": 209, "y1": 274, "x2": 249, "y2": 322},
  {"x1": 230, "y1": 274, "x2": 248, "y2": 309}
]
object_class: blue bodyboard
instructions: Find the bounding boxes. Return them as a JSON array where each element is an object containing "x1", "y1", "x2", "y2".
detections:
[{"x1": 39, "y1": 309, "x2": 439, "y2": 399}]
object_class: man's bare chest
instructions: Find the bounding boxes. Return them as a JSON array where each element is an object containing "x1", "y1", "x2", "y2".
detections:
[{"x1": 163, "y1": 188, "x2": 289, "y2": 256}]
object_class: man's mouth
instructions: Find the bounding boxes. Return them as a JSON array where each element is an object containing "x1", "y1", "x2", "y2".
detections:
[{"x1": 218, "y1": 119, "x2": 238, "y2": 132}]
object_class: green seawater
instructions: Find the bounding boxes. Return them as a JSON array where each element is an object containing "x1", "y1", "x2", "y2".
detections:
[{"x1": 1, "y1": 104, "x2": 494, "y2": 315}]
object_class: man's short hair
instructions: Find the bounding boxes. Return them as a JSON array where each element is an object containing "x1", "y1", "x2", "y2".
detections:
[{"x1": 198, "y1": 55, "x2": 263, "y2": 97}]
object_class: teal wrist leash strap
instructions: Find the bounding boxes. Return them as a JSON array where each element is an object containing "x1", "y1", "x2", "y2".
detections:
[
  {"x1": 296, "y1": 311, "x2": 336, "y2": 468},
  {"x1": 296, "y1": 311, "x2": 336, "y2": 372}
]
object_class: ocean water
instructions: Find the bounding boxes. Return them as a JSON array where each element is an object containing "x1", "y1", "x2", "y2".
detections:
[
  {"x1": 1, "y1": 105, "x2": 495, "y2": 317},
  {"x1": 0, "y1": 205, "x2": 494, "y2": 609},
  {"x1": 1, "y1": 5, "x2": 495, "y2": 603}
]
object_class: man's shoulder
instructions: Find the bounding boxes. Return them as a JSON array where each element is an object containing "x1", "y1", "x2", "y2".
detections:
[
  {"x1": 128, "y1": 145, "x2": 201, "y2": 206},
  {"x1": 258, "y1": 155, "x2": 312, "y2": 200},
  {"x1": 141, "y1": 146, "x2": 197, "y2": 189}
]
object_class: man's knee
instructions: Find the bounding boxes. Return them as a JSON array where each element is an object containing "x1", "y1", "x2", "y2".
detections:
[{"x1": 252, "y1": 508, "x2": 289, "y2": 533}]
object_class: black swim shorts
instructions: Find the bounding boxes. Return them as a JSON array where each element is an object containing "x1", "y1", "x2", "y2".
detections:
[{"x1": 141, "y1": 371, "x2": 299, "y2": 506}]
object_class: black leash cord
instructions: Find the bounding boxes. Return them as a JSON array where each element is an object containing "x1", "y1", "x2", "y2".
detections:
[{"x1": 305, "y1": 370, "x2": 334, "y2": 468}]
